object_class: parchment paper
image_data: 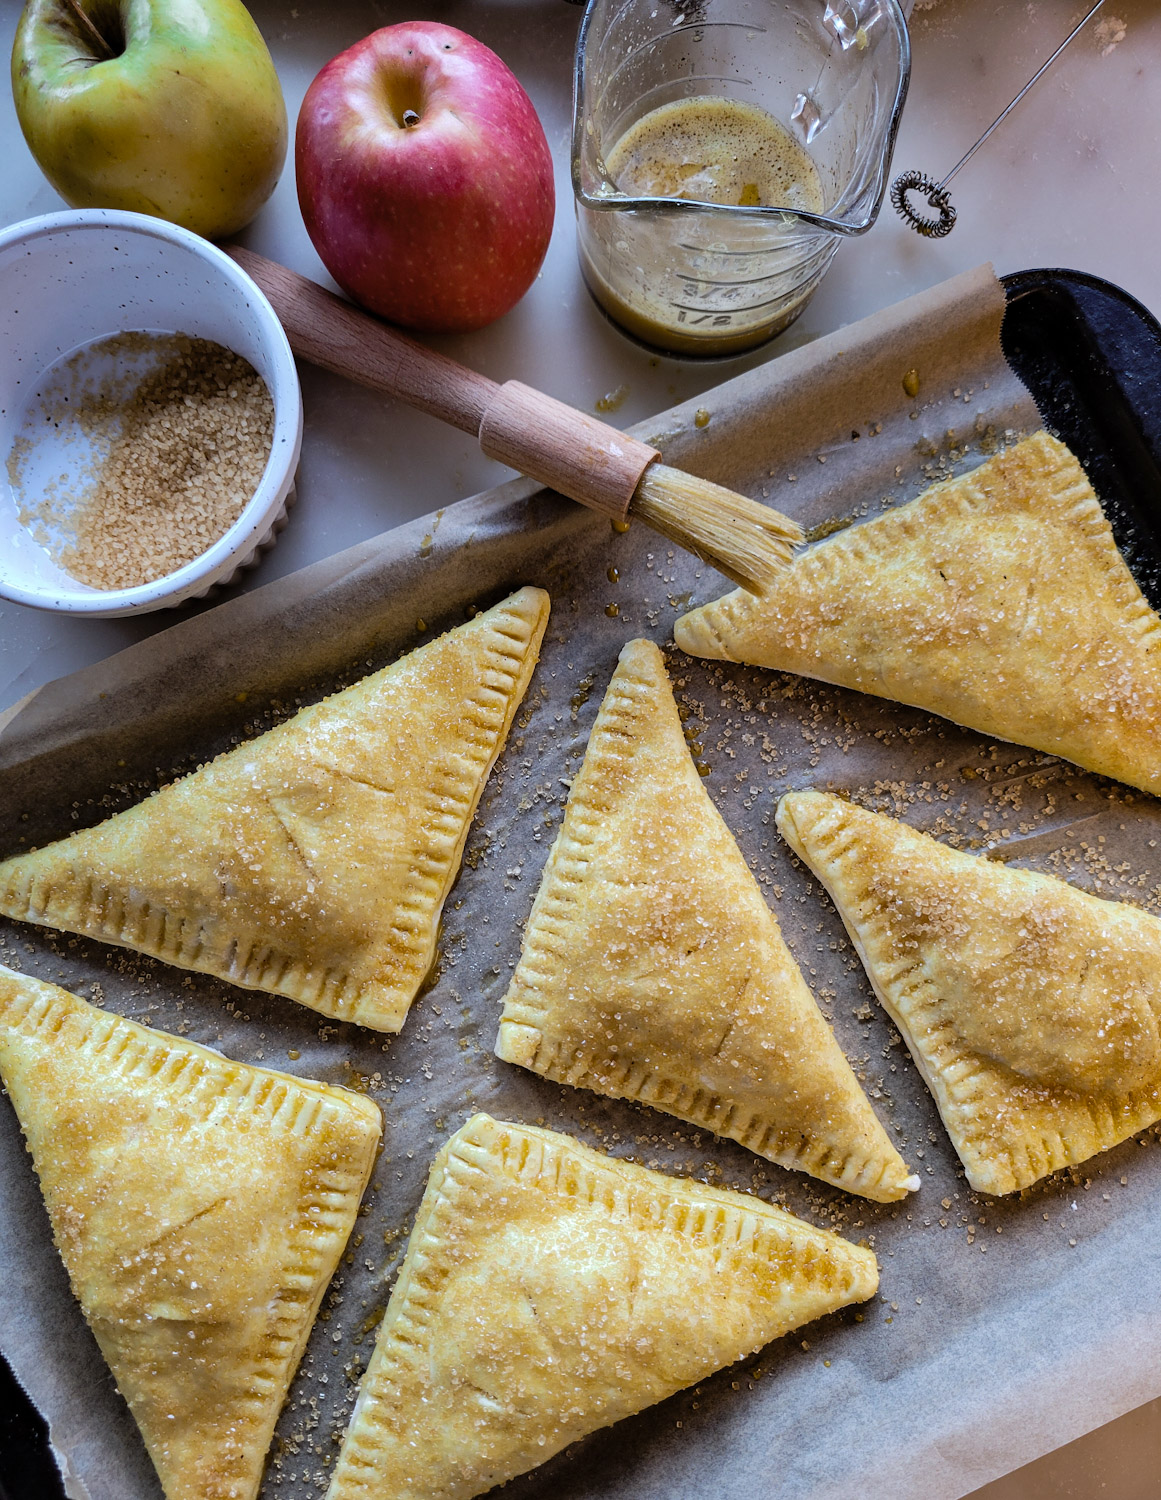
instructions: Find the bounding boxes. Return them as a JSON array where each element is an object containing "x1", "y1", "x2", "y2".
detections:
[{"x1": 5, "y1": 264, "x2": 1160, "y2": 1500}]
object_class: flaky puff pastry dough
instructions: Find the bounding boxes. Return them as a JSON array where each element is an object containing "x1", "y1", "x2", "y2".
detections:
[
  {"x1": 325, "y1": 1113, "x2": 877, "y2": 1500},
  {"x1": 676, "y1": 433, "x2": 1161, "y2": 797},
  {"x1": 778, "y1": 790, "x2": 1161, "y2": 1194},
  {"x1": 0, "y1": 966, "x2": 381, "y2": 1500},
  {"x1": 0, "y1": 587, "x2": 549, "y2": 1032},
  {"x1": 496, "y1": 639, "x2": 915, "y2": 1202}
]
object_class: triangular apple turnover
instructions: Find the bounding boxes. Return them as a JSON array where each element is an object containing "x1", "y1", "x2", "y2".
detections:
[
  {"x1": 0, "y1": 587, "x2": 549, "y2": 1033},
  {"x1": 0, "y1": 965, "x2": 382, "y2": 1500},
  {"x1": 496, "y1": 638, "x2": 915, "y2": 1202},
  {"x1": 326, "y1": 1113, "x2": 877, "y2": 1500},
  {"x1": 676, "y1": 433, "x2": 1161, "y2": 796},
  {"x1": 777, "y1": 789, "x2": 1161, "y2": 1194}
]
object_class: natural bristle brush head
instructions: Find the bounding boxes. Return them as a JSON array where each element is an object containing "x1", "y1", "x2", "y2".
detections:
[{"x1": 630, "y1": 463, "x2": 802, "y2": 596}]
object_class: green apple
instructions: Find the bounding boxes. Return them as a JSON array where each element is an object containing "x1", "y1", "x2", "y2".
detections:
[{"x1": 11, "y1": 0, "x2": 287, "y2": 239}]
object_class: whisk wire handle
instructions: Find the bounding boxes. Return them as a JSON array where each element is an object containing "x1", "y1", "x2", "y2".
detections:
[
  {"x1": 890, "y1": 171, "x2": 956, "y2": 239},
  {"x1": 891, "y1": 0, "x2": 1107, "y2": 238}
]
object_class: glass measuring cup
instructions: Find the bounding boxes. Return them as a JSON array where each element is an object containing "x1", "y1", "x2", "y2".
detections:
[{"x1": 573, "y1": 0, "x2": 910, "y2": 357}]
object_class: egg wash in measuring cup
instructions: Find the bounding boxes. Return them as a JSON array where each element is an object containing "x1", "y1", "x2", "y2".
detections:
[
  {"x1": 580, "y1": 97, "x2": 830, "y2": 356},
  {"x1": 606, "y1": 97, "x2": 824, "y2": 212}
]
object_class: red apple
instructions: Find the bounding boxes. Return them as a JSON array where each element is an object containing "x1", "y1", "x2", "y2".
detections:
[{"x1": 296, "y1": 22, "x2": 555, "y2": 334}]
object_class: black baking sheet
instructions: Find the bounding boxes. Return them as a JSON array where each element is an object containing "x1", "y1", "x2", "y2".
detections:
[{"x1": 3, "y1": 265, "x2": 1161, "y2": 1499}]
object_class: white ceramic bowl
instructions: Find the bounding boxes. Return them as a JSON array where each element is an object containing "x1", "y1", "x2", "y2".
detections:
[{"x1": 0, "y1": 209, "x2": 303, "y2": 617}]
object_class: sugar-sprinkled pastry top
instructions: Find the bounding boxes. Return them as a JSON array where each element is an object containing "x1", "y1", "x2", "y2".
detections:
[
  {"x1": 778, "y1": 789, "x2": 1161, "y2": 1194},
  {"x1": 0, "y1": 587, "x2": 550, "y2": 1032},
  {"x1": 326, "y1": 1113, "x2": 878, "y2": 1500},
  {"x1": 497, "y1": 638, "x2": 916, "y2": 1202},
  {"x1": 0, "y1": 966, "x2": 382, "y2": 1500},
  {"x1": 677, "y1": 434, "x2": 1161, "y2": 796}
]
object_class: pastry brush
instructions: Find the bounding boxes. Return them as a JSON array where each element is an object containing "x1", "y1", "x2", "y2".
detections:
[{"x1": 227, "y1": 248, "x2": 802, "y2": 594}]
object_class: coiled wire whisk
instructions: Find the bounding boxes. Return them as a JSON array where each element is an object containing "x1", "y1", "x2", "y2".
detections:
[
  {"x1": 893, "y1": 0, "x2": 1107, "y2": 238},
  {"x1": 891, "y1": 172, "x2": 955, "y2": 239}
]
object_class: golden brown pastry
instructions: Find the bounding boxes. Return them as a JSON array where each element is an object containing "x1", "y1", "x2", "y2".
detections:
[
  {"x1": 777, "y1": 789, "x2": 1161, "y2": 1194},
  {"x1": 676, "y1": 433, "x2": 1161, "y2": 796},
  {"x1": 0, "y1": 965, "x2": 382, "y2": 1500},
  {"x1": 496, "y1": 639, "x2": 915, "y2": 1202},
  {"x1": 0, "y1": 587, "x2": 549, "y2": 1032},
  {"x1": 325, "y1": 1113, "x2": 877, "y2": 1500}
]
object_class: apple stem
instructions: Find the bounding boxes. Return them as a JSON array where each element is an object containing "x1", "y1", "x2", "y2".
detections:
[
  {"x1": 402, "y1": 110, "x2": 421, "y2": 128},
  {"x1": 63, "y1": 0, "x2": 116, "y2": 61}
]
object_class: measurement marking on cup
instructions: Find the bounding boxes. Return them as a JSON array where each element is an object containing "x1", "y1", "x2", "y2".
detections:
[
  {"x1": 678, "y1": 270, "x2": 799, "y2": 291},
  {"x1": 677, "y1": 241, "x2": 819, "y2": 257},
  {"x1": 667, "y1": 20, "x2": 767, "y2": 33},
  {"x1": 672, "y1": 72, "x2": 754, "y2": 90},
  {"x1": 671, "y1": 290, "x2": 806, "y2": 316}
]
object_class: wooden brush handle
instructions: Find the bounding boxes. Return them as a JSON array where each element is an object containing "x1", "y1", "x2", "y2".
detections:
[
  {"x1": 477, "y1": 381, "x2": 659, "y2": 521},
  {"x1": 227, "y1": 247, "x2": 660, "y2": 520}
]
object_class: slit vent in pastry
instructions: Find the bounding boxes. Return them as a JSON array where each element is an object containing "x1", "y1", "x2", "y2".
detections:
[
  {"x1": 0, "y1": 587, "x2": 550, "y2": 1033},
  {"x1": 777, "y1": 789, "x2": 1161, "y2": 1194},
  {"x1": 326, "y1": 1112, "x2": 877, "y2": 1500},
  {"x1": 496, "y1": 638, "x2": 916, "y2": 1202},
  {"x1": 0, "y1": 966, "x2": 382, "y2": 1500},
  {"x1": 676, "y1": 433, "x2": 1161, "y2": 796}
]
